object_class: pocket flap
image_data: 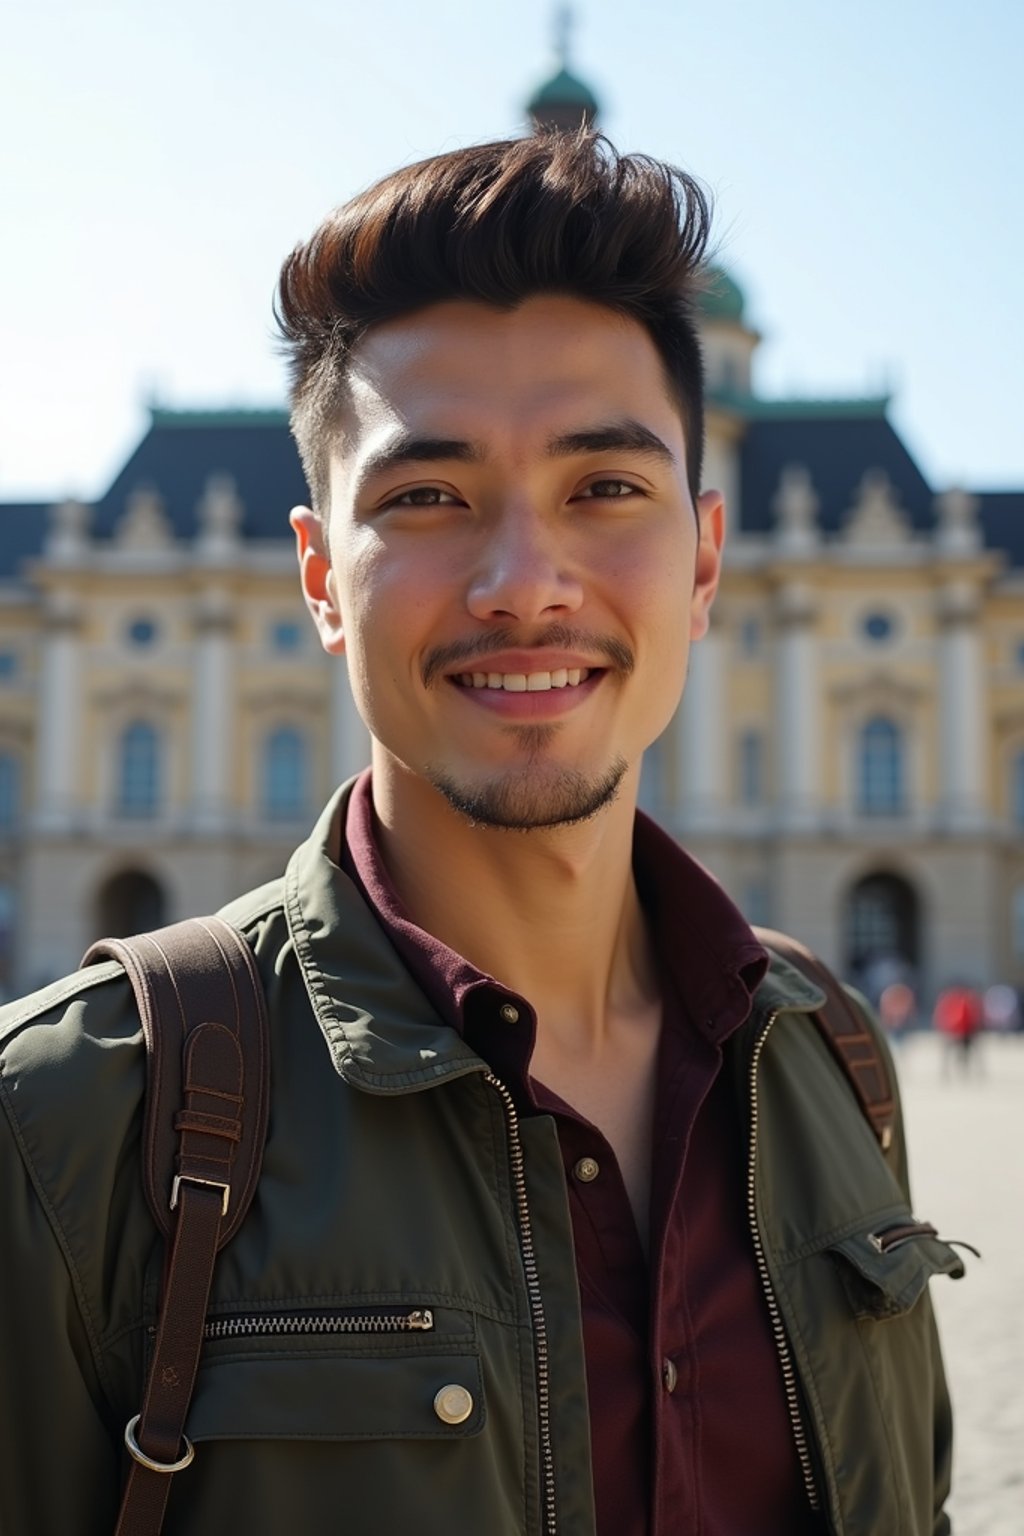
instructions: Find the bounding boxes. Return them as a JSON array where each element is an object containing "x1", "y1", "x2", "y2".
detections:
[
  {"x1": 187, "y1": 1348, "x2": 486, "y2": 1442},
  {"x1": 829, "y1": 1217, "x2": 966, "y2": 1320}
]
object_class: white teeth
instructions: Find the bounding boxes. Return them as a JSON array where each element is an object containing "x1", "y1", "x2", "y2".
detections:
[{"x1": 458, "y1": 667, "x2": 594, "y2": 690}]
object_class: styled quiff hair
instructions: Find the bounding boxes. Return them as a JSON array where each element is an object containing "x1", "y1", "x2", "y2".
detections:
[{"x1": 276, "y1": 131, "x2": 713, "y2": 513}]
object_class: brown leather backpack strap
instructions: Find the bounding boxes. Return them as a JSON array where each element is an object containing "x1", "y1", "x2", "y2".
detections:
[
  {"x1": 753, "y1": 926, "x2": 896, "y2": 1153},
  {"x1": 82, "y1": 916, "x2": 270, "y2": 1536}
]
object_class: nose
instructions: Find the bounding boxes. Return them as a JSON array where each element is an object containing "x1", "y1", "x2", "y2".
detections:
[{"x1": 466, "y1": 504, "x2": 584, "y2": 624}]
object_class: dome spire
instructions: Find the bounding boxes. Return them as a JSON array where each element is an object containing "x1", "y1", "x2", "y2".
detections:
[{"x1": 526, "y1": 7, "x2": 600, "y2": 133}]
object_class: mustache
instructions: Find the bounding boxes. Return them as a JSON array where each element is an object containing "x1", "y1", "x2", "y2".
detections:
[{"x1": 422, "y1": 624, "x2": 635, "y2": 689}]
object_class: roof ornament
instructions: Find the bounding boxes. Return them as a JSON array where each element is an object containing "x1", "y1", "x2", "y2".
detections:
[
  {"x1": 842, "y1": 469, "x2": 912, "y2": 548},
  {"x1": 197, "y1": 474, "x2": 243, "y2": 557},
  {"x1": 555, "y1": 3, "x2": 572, "y2": 67},
  {"x1": 46, "y1": 498, "x2": 91, "y2": 563},
  {"x1": 117, "y1": 485, "x2": 174, "y2": 551},
  {"x1": 934, "y1": 486, "x2": 981, "y2": 555},
  {"x1": 772, "y1": 463, "x2": 820, "y2": 553}
]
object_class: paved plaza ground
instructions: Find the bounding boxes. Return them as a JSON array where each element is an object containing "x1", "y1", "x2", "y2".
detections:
[{"x1": 896, "y1": 1031, "x2": 1024, "y2": 1535}]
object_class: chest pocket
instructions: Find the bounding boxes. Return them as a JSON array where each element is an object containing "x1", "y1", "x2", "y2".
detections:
[
  {"x1": 185, "y1": 1303, "x2": 486, "y2": 1443},
  {"x1": 827, "y1": 1214, "x2": 966, "y2": 1320}
]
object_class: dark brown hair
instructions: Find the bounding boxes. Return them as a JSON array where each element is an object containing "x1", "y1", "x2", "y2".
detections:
[{"x1": 276, "y1": 131, "x2": 713, "y2": 513}]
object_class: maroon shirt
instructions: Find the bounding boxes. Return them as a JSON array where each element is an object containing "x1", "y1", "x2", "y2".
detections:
[{"x1": 340, "y1": 772, "x2": 817, "y2": 1536}]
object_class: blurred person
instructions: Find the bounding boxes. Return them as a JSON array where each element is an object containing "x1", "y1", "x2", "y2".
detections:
[
  {"x1": 983, "y1": 982, "x2": 1021, "y2": 1033},
  {"x1": 934, "y1": 980, "x2": 985, "y2": 1076},
  {"x1": 879, "y1": 979, "x2": 918, "y2": 1046},
  {"x1": 0, "y1": 133, "x2": 962, "y2": 1536}
]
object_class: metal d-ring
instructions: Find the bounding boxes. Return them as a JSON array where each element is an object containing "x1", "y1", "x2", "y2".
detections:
[{"x1": 124, "y1": 1414, "x2": 196, "y2": 1473}]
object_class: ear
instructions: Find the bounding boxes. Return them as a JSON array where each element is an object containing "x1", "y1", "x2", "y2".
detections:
[
  {"x1": 689, "y1": 488, "x2": 726, "y2": 642},
  {"x1": 290, "y1": 506, "x2": 346, "y2": 656}
]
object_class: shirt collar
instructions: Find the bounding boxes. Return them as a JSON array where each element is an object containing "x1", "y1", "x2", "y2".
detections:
[{"x1": 340, "y1": 768, "x2": 770, "y2": 1050}]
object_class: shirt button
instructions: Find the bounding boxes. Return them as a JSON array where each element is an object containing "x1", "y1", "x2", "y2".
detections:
[
  {"x1": 663, "y1": 1357, "x2": 678, "y2": 1393},
  {"x1": 573, "y1": 1156, "x2": 600, "y2": 1183},
  {"x1": 499, "y1": 1002, "x2": 520, "y2": 1024},
  {"x1": 433, "y1": 1384, "x2": 474, "y2": 1425}
]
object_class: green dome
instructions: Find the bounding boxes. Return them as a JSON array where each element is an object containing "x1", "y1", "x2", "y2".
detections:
[
  {"x1": 527, "y1": 66, "x2": 600, "y2": 131},
  {"x1": 528, "y1": 66, "x2": 599, "y2": 113},
  {"x1": 699, "y1": 265, "x2": 746, "y2": 323}
]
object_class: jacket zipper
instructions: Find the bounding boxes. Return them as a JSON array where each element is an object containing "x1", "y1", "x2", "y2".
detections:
[
  {"x1": 485, "y1": 1073, "x2": 557, "y2": 1536},
  {"x1": 746, "y1": 1010, "x2": 821, "y2": 1513},
  {"x1": 202, "y1": 1308, "x2": 434, "y2": 1341}
]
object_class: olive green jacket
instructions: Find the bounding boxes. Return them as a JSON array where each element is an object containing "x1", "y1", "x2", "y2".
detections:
[{"x1": 0, "y1": 784, "x2": 962, "y2": 1535}]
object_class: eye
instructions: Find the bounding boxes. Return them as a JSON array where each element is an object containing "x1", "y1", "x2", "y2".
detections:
[
  {"x1": 575, "y1": 479, "x2": 642, "y2": 500},
  {"x1": 381, "y1": 486, "x2": 461, "y2": 509}
]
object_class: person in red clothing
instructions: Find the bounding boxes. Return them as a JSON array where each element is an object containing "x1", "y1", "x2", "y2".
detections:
[{"x1": 934, "y1": 981, "x2": 986, "y2": 1074}]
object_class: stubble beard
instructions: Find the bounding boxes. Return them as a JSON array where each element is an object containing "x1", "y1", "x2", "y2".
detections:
[{"x1": 427, "y1": 726, "x2": 628, "y2": 831}]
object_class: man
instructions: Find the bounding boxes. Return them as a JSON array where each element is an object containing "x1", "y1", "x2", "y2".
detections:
[{"x1": 1, "y1": 132, "x2": 961, "y2": 1535}]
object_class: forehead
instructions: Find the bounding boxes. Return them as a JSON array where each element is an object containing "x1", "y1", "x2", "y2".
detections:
[{"x1": 337, "y1": 295, "x2": 684, "y2": 455}]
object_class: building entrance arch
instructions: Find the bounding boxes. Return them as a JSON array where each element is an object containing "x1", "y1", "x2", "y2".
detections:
[
  {"x1": 94, "y1": 867, "x2": 166, "y2": 940},
  {"x1": 843, "y1": 870, "x2": 921, "y2": 1000}
]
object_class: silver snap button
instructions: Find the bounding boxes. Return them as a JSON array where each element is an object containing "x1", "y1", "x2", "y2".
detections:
[
  {"x1": 573, "y1": 1156, "x2": 600, "y2": 1183},
  {"x1": 499, "y1": 1003, "x2": 520, "y2": 1024},
  {"x1": 433, "y1": 1383, "x2": 474, "y2": 1425},
  {"x1": 663, "y1": 1357, "x2": 678, "y2": 1393}
]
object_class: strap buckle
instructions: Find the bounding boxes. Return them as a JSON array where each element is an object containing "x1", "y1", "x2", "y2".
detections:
[
  {"x1": 124, "y1": 1414, "x2": 195, "y2": 1473},
  {"x1": 170, "y1": 1173, "x2": 230, "y2": 1216}
]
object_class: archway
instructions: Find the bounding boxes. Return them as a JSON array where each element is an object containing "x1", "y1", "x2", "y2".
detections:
[
  {"x1": 95, "y1": 868, "x2": 167, "y2": 940},
  {"x1": 842, "y1": 870, "x2": 920, "y2": 1001}
]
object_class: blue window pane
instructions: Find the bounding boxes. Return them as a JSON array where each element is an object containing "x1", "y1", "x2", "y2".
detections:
[
  {"x1": 264, "y1": 727, "x2": 308, "y2": 820},
  {"x1": 0, "y1": 651, "x2": 18, "y2": 680},
  {"x1": 127, "y1": 618, "x2": 158, "y2": 647},
  {"x1": 1014, "y1": 753, "x2": 1024, "y2": 826},
  {"x1": 271, "y1": 621, "x2": 304, "y2": 653},
  {"x1": 863, "y1": 612, "x2": 894, "y2": 643},
  {"x1": 0, "y1": 755, "x2": 19, "y2": 830},
  {"x1": 118, "y1": 722, "x2": 159, "y2": 818},
  {"x1": 739, "y1": 730, "x2": 763, "y2": 805},
  {"x1": 858, "y1": 716, "x2": 903, "y2": 815}
]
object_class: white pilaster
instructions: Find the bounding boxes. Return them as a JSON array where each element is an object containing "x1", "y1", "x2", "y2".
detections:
[
  {"x1": 36, "y1": 591, "x2": 82, "y2": 832},
  {"x1": 775, "y1": 580, "x2": 820, "y2": 831},
  {"x1": 674, "y1": 623, "x2": 726, "y2": 833},
  {"x1": 936, "y1": 581, "x2": 986, "y2": 831},
  {"x1": 330, "y1": 658, "x2": 371, "y2": 787},
  {"x1": 191, "y1": 589, "x2": 234, "y2": 831}
]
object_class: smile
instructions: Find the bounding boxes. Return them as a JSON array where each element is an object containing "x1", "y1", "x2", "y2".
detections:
[{"x1": 453, "y1": 668, "x2": 593, "y2": 692}]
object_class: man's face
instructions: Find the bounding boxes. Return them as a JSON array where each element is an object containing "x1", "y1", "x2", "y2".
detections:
[{"x1": 293, "y1": 294, "x2": 724, "y2": 830}]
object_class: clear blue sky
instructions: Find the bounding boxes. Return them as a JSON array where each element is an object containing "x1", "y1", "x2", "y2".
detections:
[{"x1": 2, "y1": 0, "x2": 1020, "y2": 501}]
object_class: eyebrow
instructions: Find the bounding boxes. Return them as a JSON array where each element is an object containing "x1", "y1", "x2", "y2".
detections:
[{"x1": 356, "y1": 417, "x2": 677, "y2": 489}]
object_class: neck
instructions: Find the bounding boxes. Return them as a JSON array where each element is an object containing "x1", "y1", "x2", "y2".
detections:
[{"x1": 370, "y1": 752, "x2": 657, "y2": 1054}]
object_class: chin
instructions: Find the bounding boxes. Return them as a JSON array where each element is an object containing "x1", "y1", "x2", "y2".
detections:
[{"x1": 425, "y1": 756, "x2": 629, "y2": 831}]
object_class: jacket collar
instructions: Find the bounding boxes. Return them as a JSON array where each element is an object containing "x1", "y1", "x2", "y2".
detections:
[{"x1": 285, "y1": 779, "x2": 827, "y2": 1093}]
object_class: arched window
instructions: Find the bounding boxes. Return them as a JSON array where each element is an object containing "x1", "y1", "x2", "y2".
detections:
[
  {"x1": 1013, "y1": 750, "x2": 1024, "y2": 826},
  {"x1": 858, "y1": 716, "x2": 904, "y2": 816},
  {"x1": 0, "y1": 754, "x2": 19, "y2": 830},
  {"x1": 118, "y1": 721, "x2": 160, "y2": 818},
  {"x1": 739, "y1": 730, "x2": 763, "y2": 806},
  {"x1": 263, "y1": 727, "x2": 308, "y2": 821}
]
